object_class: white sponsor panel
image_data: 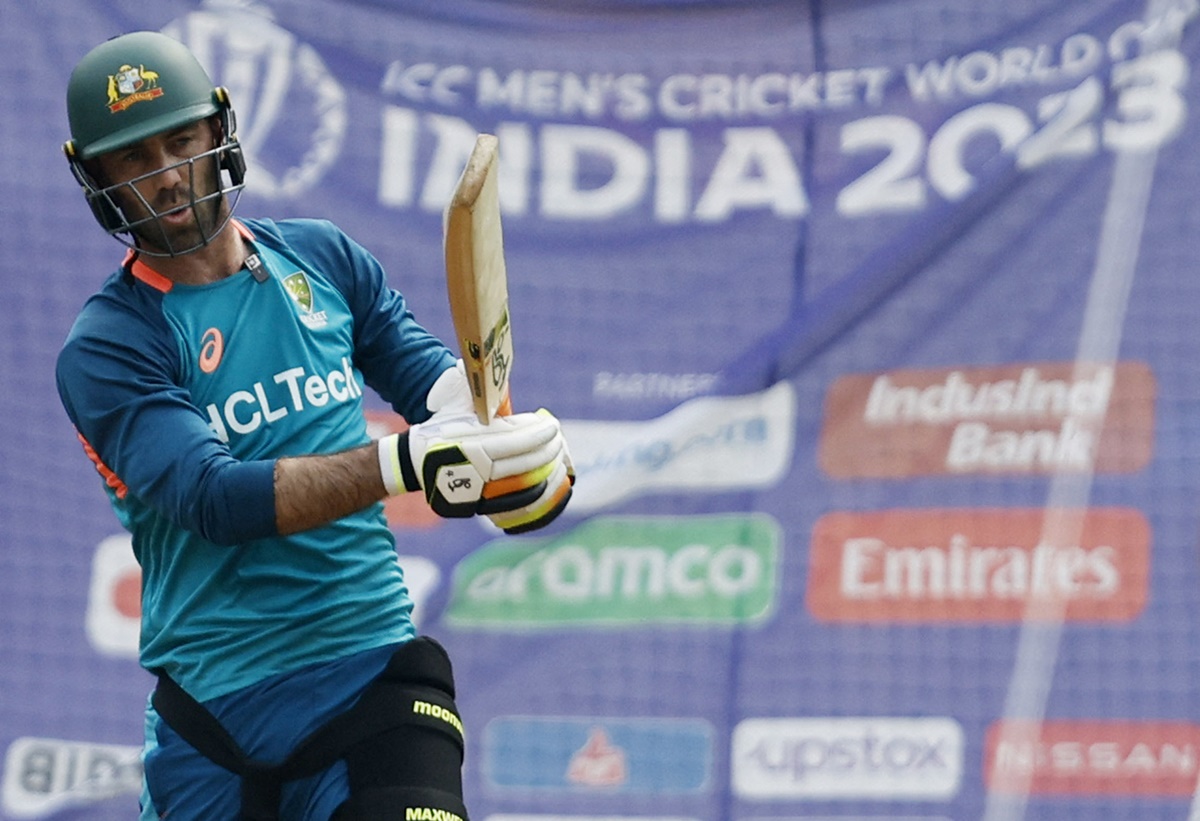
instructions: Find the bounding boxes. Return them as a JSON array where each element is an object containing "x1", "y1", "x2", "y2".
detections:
[
  {"x1": 741, "y1": 817, "x2": 952, "y2": 821},
  {"x1": 85, "y1": 534, "x2": 140, "y2": 659},
  {"x1": 563, "y1": 381, "x2": 796, "y2": 513},
  {"x1": 399, "y1": 555, "x2": 441, "y2": 626},
  {"x1": 2, "y1": 737, "x2": 142, "y2": 818},
  {"x1": 732, "y1": 717, "x2": 963, "y2": 800},
  {"x1": 488, "y1": 817, "x2": 699, "y2": 821},
  {"x1": 87, "y1": 532, "x2": 442, "y2": 658}
]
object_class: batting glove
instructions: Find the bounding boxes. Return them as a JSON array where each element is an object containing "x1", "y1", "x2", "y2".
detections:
[
  {"x1": 424, "y1": 359, "x2": 476, "y2": 417},
  {"x1": 483, "y1": 410, "x2": 575, "y2": 534},
  {"x1": 378, "y1": 409, "x2": 569, "y2": 521}
]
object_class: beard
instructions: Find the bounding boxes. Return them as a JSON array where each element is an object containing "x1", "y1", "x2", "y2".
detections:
[
  {"x1": 124, "y1": 158, "x2": 228, "y2": 256},
  {"x1": 132, "y1": 191, "x2": 226, "y2": 255}
]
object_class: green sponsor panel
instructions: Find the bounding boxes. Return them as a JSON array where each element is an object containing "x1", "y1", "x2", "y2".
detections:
[{"x1": 446, "y1": 514, "x2": 780, "y2": 628}]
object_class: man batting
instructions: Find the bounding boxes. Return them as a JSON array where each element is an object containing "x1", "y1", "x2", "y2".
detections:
[{"x1": 56, "y1": 30, "x2": 573, "y2": 821}]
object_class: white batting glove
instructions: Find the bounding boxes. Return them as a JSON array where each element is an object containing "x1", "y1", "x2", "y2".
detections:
[
  {"x1": 424, "y1": 359, "x2": 476, "y2": 417},
  {"x1": 378, "y1": 409, "x2": 569, "y2": 521},
  {"x1": 485, "y1": 413, "x2": 575, "y2": 534}
]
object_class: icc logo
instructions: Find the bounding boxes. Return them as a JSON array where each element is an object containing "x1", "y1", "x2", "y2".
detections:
[{"x1": 162, "y1": 0, "x2": 346, "y2": 200}]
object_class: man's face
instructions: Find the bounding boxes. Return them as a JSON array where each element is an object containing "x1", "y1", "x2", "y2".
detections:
[{"x1": 93, "y1": 118, "x2": 227, "y2": 255}]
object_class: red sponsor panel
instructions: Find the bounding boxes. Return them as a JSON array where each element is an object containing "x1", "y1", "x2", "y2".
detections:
[
  {"x1": 113, "y1": 569, "x2": 141, "y2": 619},
  {"x1": 807, "y1": 508, "x2": 1149, "y2": 622},
  {"x1": 819, "y1": 362, "x2": 1155, "y2": 478},
  {"x1": 984, "y1": 720, "x2": 1200, "y2": 796}
]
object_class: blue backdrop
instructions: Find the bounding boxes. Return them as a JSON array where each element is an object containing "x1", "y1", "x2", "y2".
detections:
[{"x1": 2, "y1": 1, "x2": 1199, "y2": 819}]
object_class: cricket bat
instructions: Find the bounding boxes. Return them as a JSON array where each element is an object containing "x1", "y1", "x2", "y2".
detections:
[{"x1": 443, "y1": 133, "x2": 514, "y2": 424}]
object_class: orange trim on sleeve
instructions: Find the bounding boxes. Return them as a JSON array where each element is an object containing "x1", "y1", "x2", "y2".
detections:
[{"x1": 77, "y1": 432, "x2": 129, "y2": 500}]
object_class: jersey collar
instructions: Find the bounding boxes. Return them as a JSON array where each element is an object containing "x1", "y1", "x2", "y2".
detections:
[{"x1": 125, "y1": 219, "x2": 256, "y2": 293}]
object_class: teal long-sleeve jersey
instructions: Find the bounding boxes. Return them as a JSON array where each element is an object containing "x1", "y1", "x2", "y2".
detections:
[{"x1": 56, "y1": 218, "x2": 456, "y2": 702}]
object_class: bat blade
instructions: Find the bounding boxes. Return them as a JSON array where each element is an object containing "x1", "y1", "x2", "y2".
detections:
[{"x1": 444, "y1": 133, "x2": 513, "y2": 424}]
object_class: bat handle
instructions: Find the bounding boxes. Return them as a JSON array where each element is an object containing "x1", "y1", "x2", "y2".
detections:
[{"x1": 497, "y1": 389, "x2": 513, "y2": 417}]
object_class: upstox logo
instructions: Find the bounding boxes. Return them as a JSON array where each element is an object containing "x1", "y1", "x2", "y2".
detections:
[
  {"x1": 732, "y1": 717, "x2": 964, "y2": 800},
  {"x1": 446, "y1": 514, "x2": 780, "y2": 627}
]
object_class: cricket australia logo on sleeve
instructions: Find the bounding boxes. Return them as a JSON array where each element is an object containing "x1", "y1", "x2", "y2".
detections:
[
  {"x1": 107, "y1": 63, "x2": 164, "y2": 112},
  {"x1": 282, "y1": 271, "x2": 328, "y2": 329}
]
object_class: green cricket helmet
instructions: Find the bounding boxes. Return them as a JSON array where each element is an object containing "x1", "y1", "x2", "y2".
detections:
[{"x1": 63, "y1": 31, "x2": 246, "y2": 256}]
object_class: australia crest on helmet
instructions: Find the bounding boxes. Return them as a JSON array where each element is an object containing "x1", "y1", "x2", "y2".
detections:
[{"x1": 107, "y1": 63, "x2": 165, "y2": 113}]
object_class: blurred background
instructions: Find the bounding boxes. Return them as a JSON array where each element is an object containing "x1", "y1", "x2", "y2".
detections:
[{"x1": 2, "y1": 0, "x2": 1199, "y2": 819}]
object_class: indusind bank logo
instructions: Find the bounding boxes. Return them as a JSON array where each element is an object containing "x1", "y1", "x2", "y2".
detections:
[{"x1": 819, "y1": 361, "x2": 1155, "y2": 477}]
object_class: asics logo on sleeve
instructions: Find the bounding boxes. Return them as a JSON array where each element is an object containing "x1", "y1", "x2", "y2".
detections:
[
  {"x1": 204, "y1": 356, "x2": 362, "y2": 442},
  {"x1": 199, "y1": 328, "x2": 224, "y2": 373}
]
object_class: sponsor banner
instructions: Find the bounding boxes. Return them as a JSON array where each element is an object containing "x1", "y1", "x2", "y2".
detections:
[
  {"x1": 2, "y1": 737, "x2": 142, "y2": 819},
  {"x1": 488, "y1": 817, "x2": 700, "y2": 821},
  {"x1": 819, "y1": 362, "x2": 1155, "y2": 478},
  {"x1": 8, "y1": 3, "x2": 1200, "y2": 820},
  {"x1": 984, "y1": 720, "x2": 1200, "y2": 796},
  {"x1": 85, "y1": 535, "x2": 140, "y2": 659},
  {"x1": 483, "y1": 717, "x2": 712, "y2": 793},
  {"x1": 564, "y1": 382, "x2": 796, "y2": 514},
  {"x1": 806, "y1": 507, "x2": 1149, "y2": 622},
  {"x1": 85, "y1": 529, "x2": 444, "y2": 659},
  {"x1": 396, "y1": 555, "x2": 442, "y2": 627},
  {"x1": 739, "y1": 817, "x2": 952, "y2": 821},
  {"x1": 740, "y1": 817, "x2": 951, "y2": 821},
  {"x1": 731, "y1": 717, "x2": 964, "y2": 800},
  {"x1": 446, "y1": 514, "x2": 780, "y2": 628}
]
